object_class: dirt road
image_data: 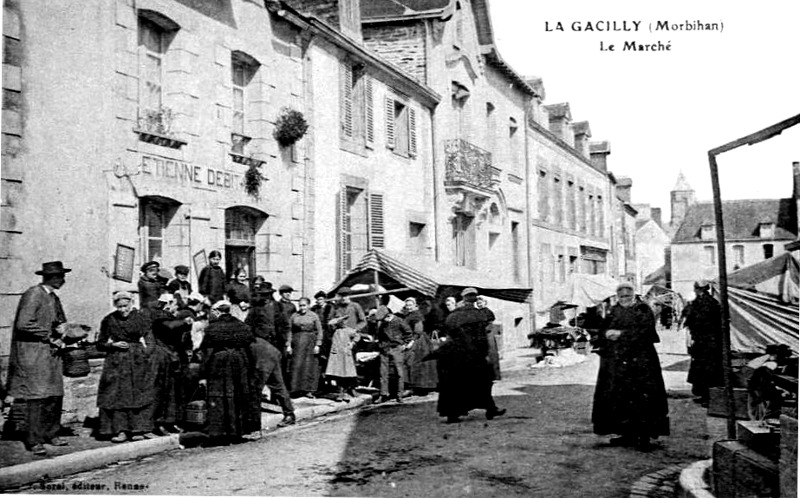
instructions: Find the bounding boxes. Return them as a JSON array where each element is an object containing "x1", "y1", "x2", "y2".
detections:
[{"x1": 19, "y1": 352, "x2": 708, "y2": 497}]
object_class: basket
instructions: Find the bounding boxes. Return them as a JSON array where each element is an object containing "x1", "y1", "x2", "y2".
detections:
[
  {"x1": 62, "y1": 347, "x2": 91, "y2": 378},
  {"x1": 185, "y1": 400, "x2": 207, "y2": 426}
]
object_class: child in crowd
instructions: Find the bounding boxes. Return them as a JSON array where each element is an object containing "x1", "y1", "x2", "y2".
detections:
[
  {"x1": 198, "y1": 250, "x2": 226, "y2": 305},
  {"x1": 324, "y1": 317, "x2": 360, "y2": 402},
  {"x1": 167, "y1": 265, "x2": 192, "y2": 309}
]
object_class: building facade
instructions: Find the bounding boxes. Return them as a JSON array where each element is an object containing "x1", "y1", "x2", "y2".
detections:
[
  {"x1": 669, "y1": 166, "x2": 799, "y2": 298},
  {"x1": 361, "y1": 0, "x2": 535, "y2": 350},
  {"x1": 526, "y1": 99, "x2": 615, "y2": 313}
]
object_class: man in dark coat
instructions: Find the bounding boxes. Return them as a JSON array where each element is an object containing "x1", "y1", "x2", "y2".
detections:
[
  {"x1": 374, "y1": 306, "x2": 413, "y2": 403},
  {"x1": 246, "y1": 287, "x2": 295, "y2": 427},
  {"x1": 683, "y1": 280, "x2": 723, "y2": 405},
  {"x1": 277, "y1": 284, "x2": 297, "y2": 378},
  {"x1": 7, "y1": 261, "x2": 72, "y2": 455},
  {"x1": 437, "y1": 288, "x2": 505, "y2": 423}
]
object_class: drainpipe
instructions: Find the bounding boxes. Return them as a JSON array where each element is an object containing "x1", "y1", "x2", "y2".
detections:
[
  {"x1": 425, "y1": 19, "x2": 440, "y2": 262},
  {"x1": 523, "y1": 103, "x2": 536, "y2": 333}
]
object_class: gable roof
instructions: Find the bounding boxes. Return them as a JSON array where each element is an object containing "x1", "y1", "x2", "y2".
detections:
[{"x1": 672, "y1": 199, "x2": 797, "y2": 243}]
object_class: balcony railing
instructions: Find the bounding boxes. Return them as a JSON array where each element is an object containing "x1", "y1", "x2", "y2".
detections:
[{"x1": 444, "y1": 139, "x2": 495, "y2": 191}]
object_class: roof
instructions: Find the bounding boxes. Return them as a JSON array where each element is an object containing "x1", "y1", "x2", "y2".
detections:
[
  {"x1": 673, "y1": 172, "x2": 692, "y2": 192},
  {"x1": 572, "y1": 121, "x2": 591, "y2": 137},
  {"x1": 672, "y1": 199, "x2": 798, "y2": 243},
  {"x1": 330, "y1": 249, "x2": 532, "y2": 303},
  {"x1": 543, "y1": 103, "x2": 571, "y2": 120},
  {"x1": 361, "y1": 0, "x2": 452, "y2": 21},
  {"x1": 589, "y1": 141, "x2": 610, "y2": 154},
  {"x1": 616, "y1": 177, "x2": 632, "y2": 187},
  {"x1": 481, "y1": 48, "x2": 538, "y2": 97}
]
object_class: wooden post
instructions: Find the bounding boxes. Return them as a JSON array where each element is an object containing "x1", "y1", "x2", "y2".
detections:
[{"x1": 708, "y1": 152, "x2": 736, "y2": 440}]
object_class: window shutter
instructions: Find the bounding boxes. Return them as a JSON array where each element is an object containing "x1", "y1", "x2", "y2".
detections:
[
  {"x1": 385, "y1": 96, "x2": 395, "y2": 149},
  {"x1": 369, "y1": 193, "x2": 385, "y2": 249},
  {"x1": 365, "y1": 76, "x2": 375, "y2": 148},
  {"x1": 336, "y1": 189, "x2": 349, "y2": 277},
  {"x1": 340, "y1": 63, "x2": 353, "y2": 139},
  {"x1": 408, "y1": 106, "x2": 417, "y2": 157}
]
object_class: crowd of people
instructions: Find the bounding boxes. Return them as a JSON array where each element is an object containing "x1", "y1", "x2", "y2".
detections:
[{"x1": 6, "y1": 257, "x2": 507, "y2": 455}]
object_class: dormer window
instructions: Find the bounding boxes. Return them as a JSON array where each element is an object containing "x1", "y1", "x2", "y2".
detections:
[
  {"x1": 759, "y1": 222, "x2": 775, "y2": 239},
  {"x1": 700, "y1": 224, "x2": 715, "y2": 240}
]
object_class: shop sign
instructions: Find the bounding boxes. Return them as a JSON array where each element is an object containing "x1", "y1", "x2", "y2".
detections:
[{"x1": 138, "y1": 154, "x2": 243, "y2": 190}]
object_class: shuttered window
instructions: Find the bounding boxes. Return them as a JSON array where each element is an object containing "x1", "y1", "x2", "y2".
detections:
[
  {"x1": 369, "y1": 193, "x2": 385, "y2": 248},
  {"x1": 365, "y1": 76, "x2": 375, "y2": 148},
  {"x1": 340, "y1": 63, "x2": 354, "y2": 139},
  {"x1": 386, "y1": 93, "x2": 417, "y2": 158},
  {"x1": 385, "y1": 95, "x2": 395, "y2": 150}
]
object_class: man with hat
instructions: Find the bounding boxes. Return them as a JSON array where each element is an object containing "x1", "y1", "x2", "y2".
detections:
[
  {"x1": 276, "y1": 284, "x2": 297, "y2": 377},
  {"x1": 373, "y1": 306, "x2": 414, "y2": 403},
  {"x1": 138, "y1": 261, "x2": 166, "y2": 315},
  {"x1": 437, "y1": 287, "x2": 505, "y2": 423},
  {"x1": 7, "y1": 261, "x2": 72, "y2": 455},
  {"x1": 683, "y1": 280, "x2": 723, "y2": 405},
  {"x1": 329, "y1": 287, "x2": 367, "y2": 333}
]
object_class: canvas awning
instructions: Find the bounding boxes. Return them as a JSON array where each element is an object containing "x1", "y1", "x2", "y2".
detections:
[
  {"x1": 711, "y1": 253, "x2": 800, "y2": 354},
  {"x1": 329, "y1": 249, "x2": 532, "y2": 303}
]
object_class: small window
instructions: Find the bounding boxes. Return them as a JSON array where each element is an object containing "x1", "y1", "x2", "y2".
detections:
[
  {"x1": 509, "y1": 117, "x2": 518, "y2": 138},
  {"x1": 763, "y1": 244, "x2": 774, "y2": 259},
  {"x1": 733, "y1": 245, "x2": 745, "y2": 267},
  {"x1": 488, "y1": 232, "x2": 500, "y2": 251},
  {"x1": 409, "y1": 222, "x2": 427, "y2": 253},
  {"x1": 759, "y1": 223, "x2": 775, "y2": 239},
  {"x1": 231, "y1": 52, "x2": 259, "y2": 155},
  {"x1": 701, "y1": 224, "x2": 715, "y2": 240},
  {"x1": 386, "y1": 95, "x2": 416, "y2": 158},
  {"x1": 704, "y1": 245, "x2": 716, "y2": 265}
]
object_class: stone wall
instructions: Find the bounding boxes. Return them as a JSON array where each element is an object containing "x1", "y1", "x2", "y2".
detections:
[{"x1": 363, "y1": 24, "x2": 426, "y2": 84}]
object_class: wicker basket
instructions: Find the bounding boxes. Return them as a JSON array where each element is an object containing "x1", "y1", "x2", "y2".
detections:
[
  {"x1": 62, "y1": 347, "x2": 91, "y2": 377},
  {"x1": 185, "y1": 400, "x2": 207, "y2": 426}
]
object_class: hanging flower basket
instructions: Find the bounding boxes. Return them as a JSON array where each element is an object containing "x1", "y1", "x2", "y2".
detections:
[
  {"x1": 273, "y1": 107, "x2": 308, "y2": 147},
  {"x1": 244, "y1": 163, "x2": 264, "y2": 198}
]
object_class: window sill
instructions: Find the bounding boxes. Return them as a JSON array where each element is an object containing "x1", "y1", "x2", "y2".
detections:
[
  {"x1": 230, "y1": 153, "x2": 266, "y2": 168},
  {"x1": 135, "y1": 129, "x2": 187, "y2": 149}
]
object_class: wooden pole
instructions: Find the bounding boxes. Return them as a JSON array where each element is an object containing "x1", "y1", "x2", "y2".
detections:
[{"x1": 708, "y1": 152, "x2": 736, "y2": 440}]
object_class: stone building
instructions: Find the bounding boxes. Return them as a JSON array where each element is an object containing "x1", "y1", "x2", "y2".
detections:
[
  {"x1": 669, "y1": 165, "x2": 799, "y2": 298},
  {"x1": 633, "y1": 204, "x2": 670, "y2": 286},
  {"x1": 609, "y1": 175, "x2": 639, "y2": 286},
  {"x1": 1, "y1": 0, "x2": 321, "y2": 359},
  {"x1": 269, "y1": 2, "x2": 439, "y2": 294},
  {"x1": 360, "y1": 0, "x2": 535, "y2": 350},
  {"x1": 526, "y1": 98, "x2": 615, "y2": 312}
]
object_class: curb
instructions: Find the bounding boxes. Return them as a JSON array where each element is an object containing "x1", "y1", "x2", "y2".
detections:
[
  {"x1": 0, "y1": 435, "x2": 181, "y2": 490},
  {"x1": 677, "y1": 459, "x2": 714, "y2": 498},
  {"x1": 0, "y1": 394, "x2": 376, "y2": 490}
]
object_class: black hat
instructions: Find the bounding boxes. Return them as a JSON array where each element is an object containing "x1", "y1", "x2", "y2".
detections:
[
  {"x1": 314, "y1": 290, "x2": 327, "y2": 299},
  {"x1": 337, "y1": 286, "x2": 352, "y2": 296},
  {"x1": 140, "y1": 261, "x2": 160, "y2": 273},
  {"x1": 35, "y1": 261, "x2": 72, "y2": 275},
  {"x1": 174, "y1": 264, "x2": 190, "y2": 275},
  {"x1": 257, "y1": 282, "x2": 276, "y2": 294},
  {"x1": 279, "y1": 284, "x2": 294, "y2": 293}
]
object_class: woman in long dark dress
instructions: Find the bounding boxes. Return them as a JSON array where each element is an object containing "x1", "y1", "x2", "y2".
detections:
[
  {"x1": 591, "y1": 282, "x2": 669, "y2": 450},
  {"x1": 199, "y1": 300, "x2": 260, "y2": 443},
  {"x1": 96, "y1": 292, "x2": 158, "y2": 443},
  {"x1": 402, "y1": 297, "x2": 438, "y2": 394},
  {"x1": 287, "y1": 297, "x2": 322, "y2": 397}
]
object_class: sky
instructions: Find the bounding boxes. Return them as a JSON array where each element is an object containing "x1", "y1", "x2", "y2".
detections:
[{"x1": 489, "y1": 0, "x2": 800, "y2": 216}]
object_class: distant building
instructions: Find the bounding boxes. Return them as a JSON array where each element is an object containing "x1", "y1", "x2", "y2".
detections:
[
  {"x1": 669, "y1": 165, "x2": 799, "y2": 298},
  {"x1": 633, "y1": 205, "x2": 670, "y2": 286}
]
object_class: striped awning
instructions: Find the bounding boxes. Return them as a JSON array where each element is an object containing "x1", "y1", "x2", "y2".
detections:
[{"x1": 330, "y1": 249, "x2": 533, "y2": 303}]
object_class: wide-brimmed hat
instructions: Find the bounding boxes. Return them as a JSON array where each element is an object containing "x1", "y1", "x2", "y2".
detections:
[
  {"x1": 279, "y1": 284, "x2": 294, "y2": 293},
  {"x1": 694, "y1": 280, "x2": 710, "y2": 289},
  {"x1": 35, "y1": 261, "x2": 72, "y2": 275},
  {"x1": 140, "y1": 261, "x2": 160, "y2": 273},
  {"x1": 256, "y1": 281, "x2": 276, "y2": 294},
  {"x1": 314, "y1": 290, "x2": 327, "y2": 299},
  {"x1": 336, "y1": 287, "x2": 352, "y2": 296},
  {"x1": 461, "y1": 287, "x2": 478, "y2": 297}
]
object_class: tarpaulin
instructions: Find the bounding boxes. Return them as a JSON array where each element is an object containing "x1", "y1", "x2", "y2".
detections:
[{"x1": 711, "y1": 252, "x2": 799, "y2": 354}]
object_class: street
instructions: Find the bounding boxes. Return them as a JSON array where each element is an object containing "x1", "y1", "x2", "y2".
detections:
[{"x1": 18, "y1": 338, "x2": 710, "y2": 497}]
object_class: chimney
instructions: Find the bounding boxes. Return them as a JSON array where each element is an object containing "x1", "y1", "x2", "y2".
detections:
[
  {"x1": 284, "y1": 0, "x2": 362, "y2": 41},
  {"x1": 572, "y1": 121, "x2": 591, "y2": 158},
  {"x1": 651, "y1": 207, "x2": 663, "y2": 228},
  {"x1": 616, "y1": 177, "x2": 632, "y2": 203},
  {"x1": 589, "y1": 141, "x2": 610, "y2": 173},
  {"x1": 543, "y1": 103, "x2": 572, "y2": 145}
]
